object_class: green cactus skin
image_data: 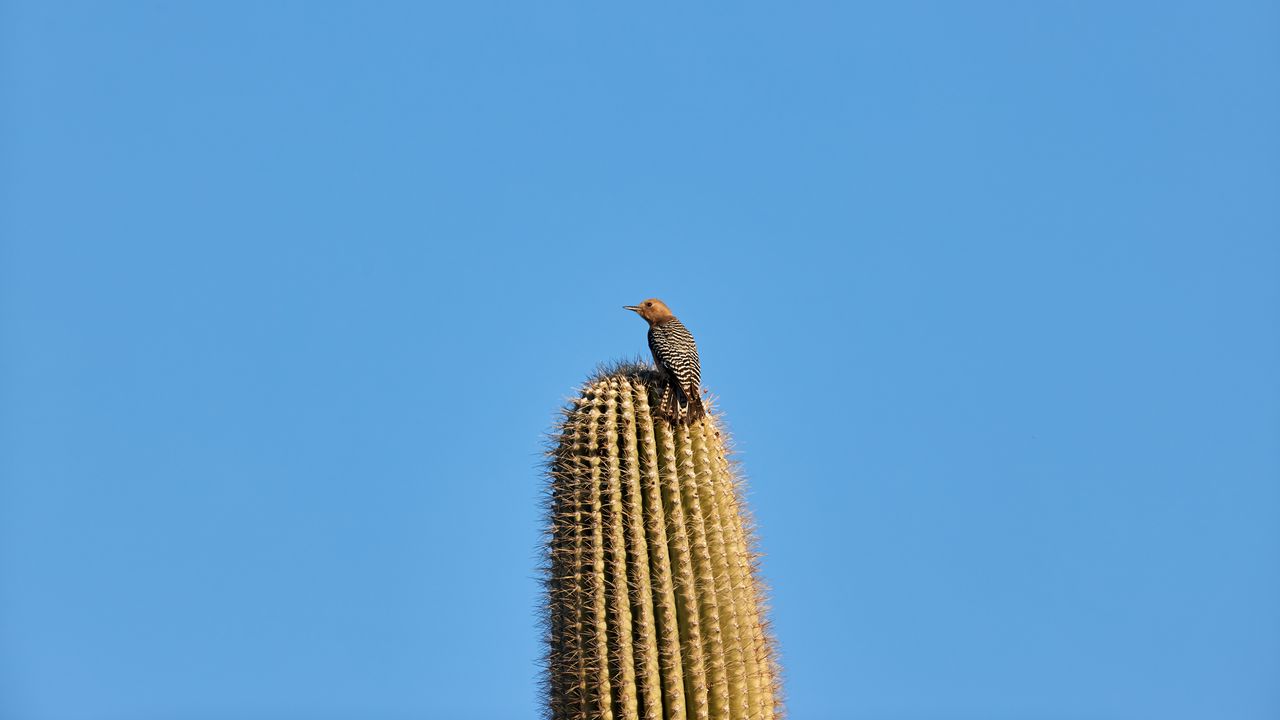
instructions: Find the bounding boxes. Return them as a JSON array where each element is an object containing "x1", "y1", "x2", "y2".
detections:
[{"x1": 545, "y1": 365, "x2": 781, "y2": 720}]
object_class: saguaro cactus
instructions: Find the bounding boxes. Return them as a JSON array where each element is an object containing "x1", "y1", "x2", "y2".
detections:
[{"x1": 544, "y1": 364, "x2": 781, "y2": 720}]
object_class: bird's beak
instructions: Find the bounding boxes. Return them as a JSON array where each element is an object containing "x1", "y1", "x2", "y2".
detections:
[{"x1": 623, "y1": 305, "x2": 640, "y2": 312}]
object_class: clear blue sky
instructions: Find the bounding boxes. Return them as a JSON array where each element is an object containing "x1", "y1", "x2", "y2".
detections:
[{"x1": 2, "y1": 2, "x2": 1277, "y2": 719}]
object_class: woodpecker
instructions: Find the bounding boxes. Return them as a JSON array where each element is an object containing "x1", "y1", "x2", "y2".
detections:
[{"x1": 624, "y1": 298, "x2": 706, "y2": 423}]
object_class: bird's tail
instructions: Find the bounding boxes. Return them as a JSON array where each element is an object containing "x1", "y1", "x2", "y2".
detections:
[
  {"x1": 659, "y1": 384, "x2": 706, "y2": 424},
  {"x1": 681, "y1": 385, "x2": 706, "y2": 423}
]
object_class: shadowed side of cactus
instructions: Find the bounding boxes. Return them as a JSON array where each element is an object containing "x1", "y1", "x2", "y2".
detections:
[{"x1": 543, "y1": 364, "x2": 781, "y2": 720}]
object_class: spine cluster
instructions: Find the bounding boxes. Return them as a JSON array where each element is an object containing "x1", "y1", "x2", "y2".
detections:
[{"x1": 545, "y1": 367, "x2": 780, "y2": 720}]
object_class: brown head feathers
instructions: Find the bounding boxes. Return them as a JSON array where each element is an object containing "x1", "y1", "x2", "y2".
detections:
[{"x1": 623, "y1": 298, "x2": 676, "y2": 325}]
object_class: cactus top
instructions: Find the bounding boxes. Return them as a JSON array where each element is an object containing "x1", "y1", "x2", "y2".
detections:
[{"x1": 543, "y1": 367, "x2": 781, "y2": 719}]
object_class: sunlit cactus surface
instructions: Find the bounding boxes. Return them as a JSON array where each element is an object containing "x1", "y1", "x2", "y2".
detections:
[{"x1": 544, "y1": 364, "x2": 781, "y2": 720}]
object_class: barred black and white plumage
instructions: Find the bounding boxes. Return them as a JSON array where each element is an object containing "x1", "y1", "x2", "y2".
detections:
[{"x1": 624, "y1": 298, "x2": 706, "y2": 423}]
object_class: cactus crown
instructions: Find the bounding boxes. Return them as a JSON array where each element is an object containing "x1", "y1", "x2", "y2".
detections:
[{"x1": 542, "y1": 362, "x2": 781, "y2": 720}]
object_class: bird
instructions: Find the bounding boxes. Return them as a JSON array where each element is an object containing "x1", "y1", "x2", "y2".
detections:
[{"x1": 624, "y1": 298, "x2": 706, "y2": 423}]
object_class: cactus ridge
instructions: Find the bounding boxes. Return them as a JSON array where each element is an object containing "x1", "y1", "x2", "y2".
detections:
[{"x1": 543, "y1": 363, "x2": 781, "y2": 720}]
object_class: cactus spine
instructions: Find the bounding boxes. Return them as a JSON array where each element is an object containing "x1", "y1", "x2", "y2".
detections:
[{"x1": 545, "y1": 365, "x2": 781, "y2": 720}]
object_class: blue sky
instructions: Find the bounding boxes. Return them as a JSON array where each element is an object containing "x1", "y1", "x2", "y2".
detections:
[{"x1": 2, "y1": 2, "x2": 1277, "y2": 718}]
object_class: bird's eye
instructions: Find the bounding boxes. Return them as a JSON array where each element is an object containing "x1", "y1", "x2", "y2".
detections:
[{"x1": 645, "y1": 302, "x2": 652, "y2": 307}]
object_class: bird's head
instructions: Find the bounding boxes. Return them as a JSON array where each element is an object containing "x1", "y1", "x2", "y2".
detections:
[{"x1": 624, "y1": 298, "x2": 675, "y2": 325}]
